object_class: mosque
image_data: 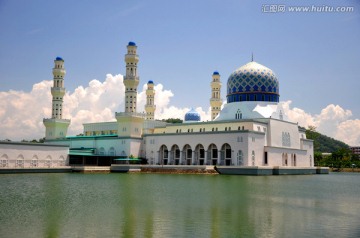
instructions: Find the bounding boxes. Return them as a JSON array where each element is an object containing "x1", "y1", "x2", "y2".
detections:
[{"x1": 43, "y1": 42, "x2": 315, "y2": 171}]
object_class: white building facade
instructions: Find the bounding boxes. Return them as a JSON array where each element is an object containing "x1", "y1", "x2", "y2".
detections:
[
  {"x1": 0, "y1": 142, "x2": 69, "y2": 168},
  {"x1": 44, "y1": 42, "x2": 314, "y2": 168}
]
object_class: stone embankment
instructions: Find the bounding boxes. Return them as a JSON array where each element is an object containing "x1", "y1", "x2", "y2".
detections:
[
  {"x1": 141, "y1": 167, "x2": 218, "y2": 174},
  {"x1": 111, "y1": 165, "x2": 218, "y2": 174}
]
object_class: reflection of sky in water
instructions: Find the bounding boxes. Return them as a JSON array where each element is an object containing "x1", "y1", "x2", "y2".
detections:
[{"x1": 0, "y1": 173, "x2": 359, "y2": 237}]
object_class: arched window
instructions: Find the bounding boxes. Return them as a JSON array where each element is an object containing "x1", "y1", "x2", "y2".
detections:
[
  {"x1": 235, "y1": 109, "x2": 242, "y2": 120},
  {"x1": 45, "y1": 155, "x2": 52, "y2": 167},
  {"x1": 1, "y1": 154, "x2": 8, "y2": 168},
  {"x1": 16, "y1": 155, "x2": 24, "y2": 168},
  {"x1": 283, "y1": 153, "x2": 288, "y2": 166},
  {"x1": 251, "y1": 151, "x2": 255, "y2": 166},
  {"x1": 98, "y1": 147, "x2": 105, "y2": 155},
  {"x1": 108, "y1": 147, "x2": 116, "y2": 156},
  {"x1": 31, "y1": 155, "x2": 38, "y2": 167}
]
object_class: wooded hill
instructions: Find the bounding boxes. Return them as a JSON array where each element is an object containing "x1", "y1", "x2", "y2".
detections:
[{"x1": 305, "y1": 128, "x2": 349, "y2": 153}]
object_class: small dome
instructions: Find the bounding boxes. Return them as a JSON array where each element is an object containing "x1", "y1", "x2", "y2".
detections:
[
  {"x1": 184, "y1": 108, "x2": 201, "y2": 122},
  {"x1": 227, "y1": 61, "x2": 279, "y2": 103},
  {"x1": 148, "y1": 80, "x2": 154, "y2": 84},
  {"x1": 128, "y1": 41, "x2": 136, "y2": 46},
  {"x1": 213, "y1": 71, "x2": 220, "y2": 75},
  {"x1": 55, "y1": 56, "x2": 63, "y2": 61}
]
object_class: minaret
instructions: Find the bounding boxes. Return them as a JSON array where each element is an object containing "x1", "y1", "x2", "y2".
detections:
[
  {"x1": 123, "y1": 42, "x2": 139, "y2": 113},
  {"x1": 145, "y1": 80, "x2": 156, "y2": 120},
  {"x1": 210, "y1": 71, "x2": 222, "y2": 120},
  {"x1": 51, "y1": 57, "x2": 66, "y2": 119},
  {"x1": 115, "y1": 42, "x2": 144, "y2": 140},
  {"x1": 43, "y1": 57, "x2": 70, "y2": 140}
]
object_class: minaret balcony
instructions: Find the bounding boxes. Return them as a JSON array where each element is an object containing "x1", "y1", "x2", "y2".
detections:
[
  {"x1": 211, "y1": 81, "x2": 222, "y2": 87},
  {"x1": 43, "y1": 118, "x2": 71, "y2": 124},
  {"x1": 52, "y1": 68, "x2": 66, "y2": 75},
  {"x1": 51, "y1": 87, "x2": 66, "y2": 96},
  {"x1": 115, "y1": 112, "x2": 145, "y2": 118},
  {"x1": 145, "y1": 104, "x2": 156, "y2": 108},
  {"x1": 124, "y1": 76, "x2": 139, "y2": 81},
  {"x1": 210, "y1": 98, "x2": 222, "y2": 102},
  {"x1": 125, "y1": 54, "x2": 139, "y2": 61}
]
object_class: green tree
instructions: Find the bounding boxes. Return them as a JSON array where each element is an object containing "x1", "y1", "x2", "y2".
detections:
[
  {"x1": 162, "y1": 118, "x2": 183, "y2": 123},
  {"x1": 331, "y1": 148, "x2": 352, "y2": 170}
]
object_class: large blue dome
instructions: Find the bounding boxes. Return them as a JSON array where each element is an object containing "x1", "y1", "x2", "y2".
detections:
[
  {"x1": 227, "y1": 61, "x2": 279, "y2": 103},
  {"x1": 184, "y1": 108, "x2": 201, "y2": 122}
]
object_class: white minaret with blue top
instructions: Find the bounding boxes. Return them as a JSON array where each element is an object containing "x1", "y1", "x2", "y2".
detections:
[
  {"x1": 123, "y1": 42, "x2": 139, "y2": 113},
  {"x1": 115, "y1": 42, "x2": 144, "y2": 140},
  {"x1": 43, "y1": 57, "x2": 70, "y2": 140},
  {"x1": 210, "y1": 71, "x2": 222, "y2": 120},
  {"x1": 145, "y1": 80, "x2": 156, "y2": 120}
]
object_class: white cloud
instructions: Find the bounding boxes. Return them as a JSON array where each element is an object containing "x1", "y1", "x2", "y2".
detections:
[
  {"x1": 283, "y1": 101, "x2": 359, "y2": 146},
  {"x1": 335, "y1": 120, "x2": 360, "y2": 146},
  {"x1": 0, "y1": 76, "x2": 358, "y2": 146}
]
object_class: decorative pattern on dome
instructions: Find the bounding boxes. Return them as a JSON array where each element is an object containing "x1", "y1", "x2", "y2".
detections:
[
  {"x1": 227, "y1": 61, "x2": 279, "y2": 103},
  {"x1": 184, "y1": 109, "x2": 201, "y2": 122}
]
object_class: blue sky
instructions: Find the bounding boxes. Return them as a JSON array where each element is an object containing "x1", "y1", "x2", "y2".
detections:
[{"x1": 0, "y1": 0, "x2": 360, "y2": 143}]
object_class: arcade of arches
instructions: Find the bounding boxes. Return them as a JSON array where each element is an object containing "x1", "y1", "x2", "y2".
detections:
[{"x1": 155, "y1": 143, "x2": 233, "y2": 166}]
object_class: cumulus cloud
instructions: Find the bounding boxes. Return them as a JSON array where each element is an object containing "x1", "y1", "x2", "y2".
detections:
[
  {"x1": 0, "y1": 76, "x2": 359, "y2": 146},
  {"x1": 0, "y1": 74, "x2": 210, "y2": 141},
  {"x1": 283, "y1": 100, "x2": 359, "y2": 146}
]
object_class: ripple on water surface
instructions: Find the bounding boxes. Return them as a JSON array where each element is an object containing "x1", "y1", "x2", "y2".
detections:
[{"x1": 0, "y1": 173, "x2": 360, "y2": 237}]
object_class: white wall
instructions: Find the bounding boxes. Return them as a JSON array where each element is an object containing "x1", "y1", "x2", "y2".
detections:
[{"x1": 0, "y1": 142, "x2": 69, "y2": 168}]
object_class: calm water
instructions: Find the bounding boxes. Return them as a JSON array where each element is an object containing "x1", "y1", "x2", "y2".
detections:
[{"x1": 0, "y1": 172, "x2": 359, "y2": 238}]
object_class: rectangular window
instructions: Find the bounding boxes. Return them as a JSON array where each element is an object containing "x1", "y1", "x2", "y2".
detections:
[
  {"x1": 200, "y1": 149, "x2": 205, "y2": 158},
  {"x1": 212, "y1": 149, "x2": 218, "y2": 158},
  {"x1": 187, "y1": 149, "x2": 192, "y2": 158},
  {"x1": 175, "y1": 149, "x2": 180, "y2": 158},
  {"x1": 264, "y1": 152, "x2": 268, "y2": 165},
  {"x1": 226, "y1": 149, "x2": 231, "y2": 158}
]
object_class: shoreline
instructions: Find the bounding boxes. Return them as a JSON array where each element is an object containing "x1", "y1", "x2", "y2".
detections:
[
  {"x1": 0, "y1": 165, "x2": 341, "y2": 175},
  {"x1": 1, "y1": 165, "x2": 359, "y2": 174},
  {"x1": 329, "y1": 167, "x2": 360, "y2": 173}
]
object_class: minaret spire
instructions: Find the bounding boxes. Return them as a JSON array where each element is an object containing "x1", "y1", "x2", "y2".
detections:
[
  {"x1": 251, "y1": 52, "x2": 254, "y2": 62},
  {"x1": 145, "y1": 80, "x2": 156, "y2": 120},
  {"x1": 43, "y1": 57, "x2": 70, "y2": 140},
  {"x1": 51, "y1": 57, "x2": 66, "y2": 119},
  {"x1": 210, "y1": 71, "x2": 222, "y2": 121},
  {"x1": 123, "y1": 42, "x2": 139, "y2": 113}
]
